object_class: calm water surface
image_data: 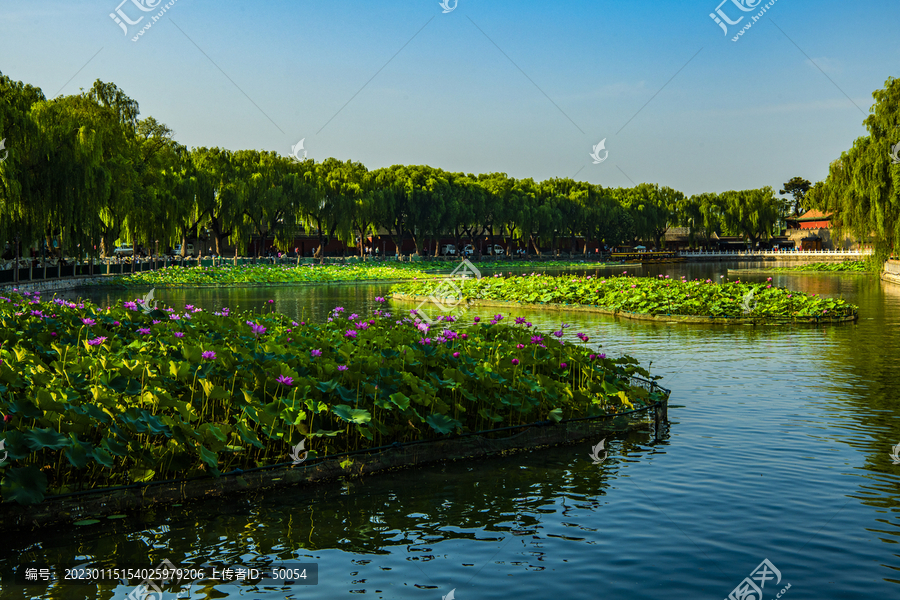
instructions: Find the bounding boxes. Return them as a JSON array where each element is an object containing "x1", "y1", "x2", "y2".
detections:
[{"x1": 5, "y1": 262, "x2": 900, "y2": 599}]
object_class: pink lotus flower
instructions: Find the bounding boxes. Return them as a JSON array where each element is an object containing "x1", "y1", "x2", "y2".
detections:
[
  {"x1": 511, "y1": 358, "x2": 520, "y2": 365},
  {"x1": 87, "y1": 336, "x2": 107, "y2": 346},
  {"x1": 82, "y1": 318, "x2": 96, "y2": 326},
  {"x1": 276, "y1": 374, "x2": 293, "y2": 386},
  {"x1": 311, "y1": 349, "x2": 322, "y2": 357},
  {"x1": 338, "y1": 365, "x2": 348, "y2": 371},
  {"x1": 174, "y1": 332, "x2": 184, "y2": 338},
  {"x1": 138, "y1": 328, "x2": 151, "y2": 335},
  {"x1": 201, "y1": 351, "x2": 216, "y2": 360}
]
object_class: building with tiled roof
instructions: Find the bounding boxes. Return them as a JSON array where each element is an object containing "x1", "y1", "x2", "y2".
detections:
[{"x1": 788, "y1": 209, "x2": 832, "y2": 230}]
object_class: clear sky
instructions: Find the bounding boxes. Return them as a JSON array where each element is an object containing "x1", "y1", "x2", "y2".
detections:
[{"x1": 2, "y1": 0, "x2": 898, "y2": 195}]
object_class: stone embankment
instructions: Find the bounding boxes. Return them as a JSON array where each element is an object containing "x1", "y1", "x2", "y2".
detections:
[{"x1": 881, "y1": 260, "x2": 900, "y2": 285}]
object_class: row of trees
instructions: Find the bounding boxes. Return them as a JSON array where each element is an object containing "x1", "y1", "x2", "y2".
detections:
[
  {"x1": 0, "y1": 72, "x2": 789, "y2": 259},
  {"x1": 807, "y1": 76, "x2": 900, "y2": 260}
]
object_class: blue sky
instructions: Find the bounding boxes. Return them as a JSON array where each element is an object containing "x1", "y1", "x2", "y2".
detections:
[{"x1": 1, "y1": 0, "x2": 898, "y2": 195}]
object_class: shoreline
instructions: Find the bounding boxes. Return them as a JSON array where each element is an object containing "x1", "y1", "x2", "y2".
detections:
[{"x1": 0, "y1": 401, "x2": 665, "y2": 532}]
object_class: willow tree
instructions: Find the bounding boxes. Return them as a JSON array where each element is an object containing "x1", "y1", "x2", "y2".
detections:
[
  {"x1": 304, "y1": 158, "x2": 364, "y2": 259},
  {"x1": 680, "y1": 193, "x2": 723, "y2": 247},
  {"x1": 450, "y1": 173, "x2": 489, "y2": 258},
  {"x1": 118, "y1": 116, "x2": 182, "y2": 262},
  {"x1": 510, "y1": 178, "x2": 557, "y2": 255},
  {"x1": 809, "y1": 76, "x2": 900, "y2": 260},
  {"x1": 87, "y1": 80, "x2": 140, "y2": 257},
  {"x1": 352, "y1": 173, "x2": 381, "y2": 258},
  {"x1": 371, "y1": 166, "x2": 410, "y2": 257},
  {"x1": 0, "y1": 72, "x2": 47, "y2": 258},
  {"x1": 476, "y1": 173, "x2": 514, "y2": 256},
  {"x1": 28, "y1": 92, "x2": 133, "y2": 258},
  {"x1": 585, "y1": 186, "x2": 627, "y2": 250},
  {"x1": 403, "y1": 165, "x2": 453, "y2": 257},
  {"x1": 542, "y1": 178, "x2": 586, "y2": 257},
  {"x1": 193, "y1": 147, "x2": 246, "y2": 256},
  {"x1": 719, "y1": 187, "x2": 780, "y2": 245},
  {"x1": 167, "y1": 143, "x2": 205, "y2": 257},
  {"x1": 234, "y1": 150, "x2": 291, "y2": 257}
]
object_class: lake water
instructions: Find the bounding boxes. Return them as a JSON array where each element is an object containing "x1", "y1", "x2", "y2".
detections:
[{"x1": 5, "y1": 262, "x2": 899, "y2": 599}]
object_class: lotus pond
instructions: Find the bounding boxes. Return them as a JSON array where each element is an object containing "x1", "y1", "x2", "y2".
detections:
[
  {"x1": 1, "y1": 262, "x2": 898, "y2": 600},
  {"x1": 764, "y1": 261, "x2": 868, "y2": 272},
  {"x1": 104, "y1": 263, "x2": 441, "y2": 288},
  {"x1": 390, "y1": 272, "x2": 858, "y2": 320},
  {"x1": 0, "y1": 291, "x2": 663, "y2": 504}
]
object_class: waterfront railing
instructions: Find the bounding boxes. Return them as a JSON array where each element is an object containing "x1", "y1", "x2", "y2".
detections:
[{"x1": 678, "y1": 249, "x2": 872, "y2": 258}]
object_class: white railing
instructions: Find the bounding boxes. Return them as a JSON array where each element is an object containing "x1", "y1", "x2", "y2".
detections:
[{"x1": 677, "y1": 248, "x2": 872, "y2": 257}]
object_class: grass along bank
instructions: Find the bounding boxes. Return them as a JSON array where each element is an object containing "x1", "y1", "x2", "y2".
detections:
[
  {"x1": 100, "y1": 263, "x2": 441, "y2": 287},
  {"x1": 390, "y1": 273, "x2": 858, "y2": 322},
  {"x1": 0, "y1": 291, "x2": 663, "y2": 505}
]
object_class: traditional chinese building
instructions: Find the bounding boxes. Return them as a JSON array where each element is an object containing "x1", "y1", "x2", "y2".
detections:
[{"x1": 788, "y1": 209, "x2": 832, "y2": 230}]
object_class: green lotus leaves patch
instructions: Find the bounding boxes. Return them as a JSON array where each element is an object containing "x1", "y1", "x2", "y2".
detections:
[
  {"x1": 0, "y1": 291, "x2": 662, "y2": 505},
  {"x1": 105, "y1": 263, "x2": 440, "y2": 288},
  {"x1": 391, "y1": 273, "x2": 858, "y2": 320}
]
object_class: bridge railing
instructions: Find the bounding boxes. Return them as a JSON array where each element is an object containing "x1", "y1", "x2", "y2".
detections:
[{"x1": 677, "y1": 249, "x2": 872, "y2": 258}]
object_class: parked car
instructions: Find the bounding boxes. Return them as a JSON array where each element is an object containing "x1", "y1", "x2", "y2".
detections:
[
  {"x1": 113, "y1": 245, "x2": 134, "y2": 256},
  {"x1": 462, "y1": 244, "x2": 474, "y2": 256},
  {"x1": 441, "y1": 244, "x2": 457, "y2": 256},
  {"x1": 169, "y1": 244, "x2": 194, "y2": 257},
  {"x1": 486, "y1": 245, "x2": 505, "y2": 255}
]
